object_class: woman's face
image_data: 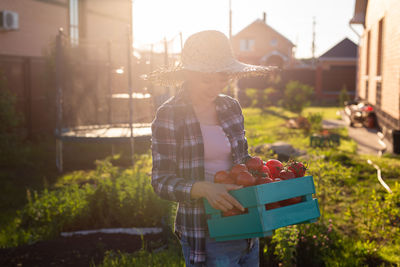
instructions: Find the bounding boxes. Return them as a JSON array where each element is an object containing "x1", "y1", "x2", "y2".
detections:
[{"x1": 185, "y1": 72, "x2": 230, "y2": 102}]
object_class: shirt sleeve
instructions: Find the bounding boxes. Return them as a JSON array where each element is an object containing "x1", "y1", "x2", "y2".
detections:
[
  {"x1": 151, "y1": 105, "x2": 197, "y2": 203},
  {"x1": 233, "y1": 99, "x2": 252, "y2": 164}
]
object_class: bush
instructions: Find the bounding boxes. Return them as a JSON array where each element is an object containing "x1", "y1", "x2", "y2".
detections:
[
  {"x1": 306, "y1": 112, "x2": 323, "y2": 134},
  {"x1": 339, "y1": 86, "x2": 350, "y2": 107},
  {"x1": 0, "y1": 156, "x2": 175, "y2": 248},
  {"x1": 244, "y1": 87, "x2": 282, "y2": 109},
  {"x1": 281, "y1": 81, "x2": 314, "y2": 114}
]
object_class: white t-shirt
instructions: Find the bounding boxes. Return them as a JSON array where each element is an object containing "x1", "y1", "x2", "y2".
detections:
[{"x1": 199, "y1": 124, "x2": 233, "y2": 182}]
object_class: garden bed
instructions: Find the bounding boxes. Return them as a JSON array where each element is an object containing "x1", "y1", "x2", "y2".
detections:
[{"x1": 0, "y1": 232, "x2": 163, "y2": 267}]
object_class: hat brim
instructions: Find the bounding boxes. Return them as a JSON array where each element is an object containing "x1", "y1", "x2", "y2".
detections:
[{"x1": 143, "y1": 60, "x2": 280, "y2": 87}]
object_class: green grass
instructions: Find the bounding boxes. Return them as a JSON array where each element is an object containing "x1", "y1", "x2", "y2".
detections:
[
  {"x1": 243, "y1": 107, "x2": 356, "y2": 153},
  {"x1": 303, "y1": 106, "x2": 342, "y2": 120}
]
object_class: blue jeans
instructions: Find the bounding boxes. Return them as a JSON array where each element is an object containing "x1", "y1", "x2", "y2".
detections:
[{"x1": 180, "y1": 236, "x2": 259, "y2": 267}]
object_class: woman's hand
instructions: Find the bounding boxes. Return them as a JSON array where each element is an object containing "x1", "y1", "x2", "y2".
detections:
[{"x1": 191, "y1": 181, "x2": 244, "y2": 212}]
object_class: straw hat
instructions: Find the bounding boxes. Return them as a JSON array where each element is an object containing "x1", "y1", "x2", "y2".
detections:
[{"x1": 144, "y1": 30, "x2": 279, "y2": 86}]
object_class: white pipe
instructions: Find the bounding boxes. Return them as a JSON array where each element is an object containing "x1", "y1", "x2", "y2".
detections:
[
  {"x1": 61, "y1": 227, "x2": 162, "y2": 237},
  {"x1": 367, "y1": 159, "x2": 393, "y2": 194}
]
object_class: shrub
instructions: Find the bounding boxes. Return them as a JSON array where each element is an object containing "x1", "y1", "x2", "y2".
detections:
[
  {"x1": 280, "y1": 81, "x2": 314, "y2": 114},
  {"x1": 306, "y1": 112, "x2": 323, "y2": 134},
  {"x1": 271, "y1": 220, "x2": 342, "y2": 267},
  {"x1": 339, "y1": 86, "x2": 350, "y2": 107},
  {"x1": 244, "y1": 87, "x2": 282, "y2": 109}
]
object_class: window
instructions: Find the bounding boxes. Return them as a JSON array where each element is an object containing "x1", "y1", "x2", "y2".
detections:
[
  {"x1": 239, "y1": 39, "x2": 255, "y2": 51},
  {"x1": 377, "y1": 18, "x2": 384, "y2": 76},
  {"x1": 270, "y1": 39, "x2": 277, "y2": 47},
  {"x1": 69, "y1": 0, "x2": 79, "y2": 45},
  {"x1": 366, "y1": 30, "x2": 371, "y2": 75},
  {"x1": 376, "y1": 81, "x2": 382, "y2": 107}
]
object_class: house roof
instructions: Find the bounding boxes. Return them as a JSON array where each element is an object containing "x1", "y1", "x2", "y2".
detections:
[
  {"x1": 233, "y1": 19, "x2": 294, "y2": 47},
  {"x1": 350, "y1": 0, "x2": 368, "y2": 25},
  {"x1": 319, "y1": 38, "x2": 358, "y2": 59}
]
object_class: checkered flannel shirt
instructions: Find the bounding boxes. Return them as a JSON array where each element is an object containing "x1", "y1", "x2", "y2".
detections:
[{"x1": 151, "y1": 88, "x2": 250, "y2": 263}]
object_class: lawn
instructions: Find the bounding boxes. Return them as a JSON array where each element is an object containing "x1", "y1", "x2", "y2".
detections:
[{"x1": 1, "y1": 106, "x2": 399, "y2": 266}]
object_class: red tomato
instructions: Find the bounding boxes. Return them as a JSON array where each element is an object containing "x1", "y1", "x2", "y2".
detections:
[
  {"x1": 222, "y1": 208, "x2": 242, "y2": 217},
  {"x1": 288, "y1": 161, "x2": 307, "y2": 177},
  {"x1": 229, "y1": 164, "x2": 248, "y2": 179},
  {"x1": 279, "y1": 197, "x2": 302, "y2": 207},
  {"x1": 260, "y1": 165, "x2": 272, "y2": 178},
  {"x1": 265, "y1": 159, "x2": 284, "y2": 178},
  {"x1": 245, "y1": 156, "x2": 263, "y2": 171},
  {"x1": 265, "y1": 202, "x2": 281, "y2": 210},
  {"x1": 255, "y1": 177, "x2": 274, "y2": 185},
  {"x1": 236, "y1": 171, "x2": 256, "y2": 187},
  {"x1": 214, "y1": 170, "x2": 235, "y2": 184},
  {"x1": 278, "y1": 169, "x2": 296, "y2": 180}
]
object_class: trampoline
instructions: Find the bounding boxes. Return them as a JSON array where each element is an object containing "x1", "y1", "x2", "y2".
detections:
[
  {"x1": 58, "y1": 123, "x2": 151, "y2": 143},
  {"x1": 54, "y1": 29, "x2": 181, "y2": 172},
  {"x1": 54, "y1": 30, "x2": 154, "y2": 172}
]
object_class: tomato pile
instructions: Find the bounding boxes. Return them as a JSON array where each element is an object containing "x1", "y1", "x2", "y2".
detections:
[{"x1": 213, "y1": 157, "x2": 307, "y2": 217}]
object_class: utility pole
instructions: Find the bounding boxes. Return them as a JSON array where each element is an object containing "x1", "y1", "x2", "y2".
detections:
[
  {"x1": 229, "y1": 0, "x2": 232, "y2": 40},
  {"x1": 128, "y1": 0, "x2": 135, "y2": 167},
  {"x1": 312, "y1": 16, "x2": 316, "y2": 66},
  {"x1": 228, "y1": 0, "x2": 236, "y2": 98}
]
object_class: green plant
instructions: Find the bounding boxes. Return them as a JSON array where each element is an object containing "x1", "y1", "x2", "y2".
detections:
[
  {"x1": 280, "y1": 81, "x2": 314, "y2": 114},
  {"x1": 306, "y1": 112, "x2": 323, "y2": 134},
  {"x1": 358, "y1": 183, "x2": 400, "y2": 243},
  {"x1": 0, "y1": 156, "x2": 175, "y2": 248},
  {"x1": 272, "y1": 225, "x2": 299, "y2": 266},
  {"x1": 244, "y1": 87, "x2": 282, "y2": 109},
  {"x1": 339, "y1": 85, "x2": 350, "y2": 107}
]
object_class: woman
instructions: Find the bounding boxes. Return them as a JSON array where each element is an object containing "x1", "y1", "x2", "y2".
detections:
[{"x1": 149, "y1": 30, "x2": 276, "y2": 266}]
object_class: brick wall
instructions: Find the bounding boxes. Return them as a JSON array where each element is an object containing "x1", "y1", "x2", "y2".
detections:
[
  {"x1": 0, "y1": 0, "x2": 68, "y2": 57},
  {"x1": 358, "y1": 0, "x2": 400, "y2": 133}
]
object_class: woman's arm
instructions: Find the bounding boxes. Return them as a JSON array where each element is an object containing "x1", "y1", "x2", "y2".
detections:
[
  {"x1": 191, "y1": 181, "x2": 244, "y2": 212},
  {"x1": 151, "y1": 105, "x2": 197, "y2": 203}
]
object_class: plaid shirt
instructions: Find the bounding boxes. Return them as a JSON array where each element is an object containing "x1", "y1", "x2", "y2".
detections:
[{"x1": 151, "y1": 88, "x2": 250, "y2": 263}]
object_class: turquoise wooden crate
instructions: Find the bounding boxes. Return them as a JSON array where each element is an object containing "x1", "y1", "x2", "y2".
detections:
[{"x1": 203, "y1": 175, "x2": 320, "y2": 241}]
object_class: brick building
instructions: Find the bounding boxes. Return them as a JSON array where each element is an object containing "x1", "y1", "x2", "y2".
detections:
[
  {"x1": 350, "y1": 0, "x2": 400, "y2": 151},
  {"x1": 233, "y1": 15, "x2": 357, "y2": 104},
  {"x1": 0, "y1": 0, "x2": 132, "y2": 137},
  {"x1": 315, "y1": 38, "x2": 357, "y2": 100},
  {"x1": 231, "y1": 13, "x2": 295, "y2": 68}
]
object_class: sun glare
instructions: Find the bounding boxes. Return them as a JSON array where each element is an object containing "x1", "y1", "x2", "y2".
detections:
[{"x1": 132, "y1": 0, "x2": 357, "y2": 58}]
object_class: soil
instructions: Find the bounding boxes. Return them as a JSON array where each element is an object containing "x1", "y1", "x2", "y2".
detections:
[{"x1": 0, "y1": 233, "x2": 163, "y2": 267}]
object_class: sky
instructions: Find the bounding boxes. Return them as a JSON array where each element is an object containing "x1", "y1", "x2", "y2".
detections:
[{"x1": 132, "y1": 0, "x2": 363, "y2": 59}]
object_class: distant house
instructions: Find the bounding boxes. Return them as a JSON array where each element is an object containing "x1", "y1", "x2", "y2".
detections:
[
  {"x1": 233, "y1": 15, "x2": 357, "y2": 103},
  {"x1": 231, "y1": 13, "x2": 295, "y2": 68},
  {"x1": 350, "y1": 0, "x2": 400, "y2": 152},
  {"x1": 315, "y1": 38, "x2": 358, "y2": 100}
]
